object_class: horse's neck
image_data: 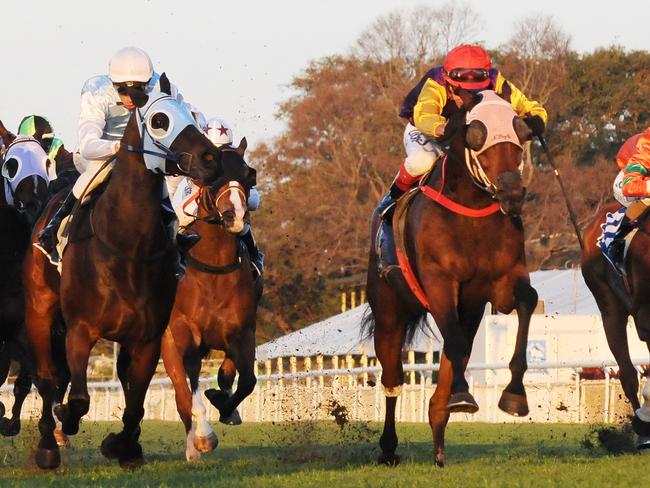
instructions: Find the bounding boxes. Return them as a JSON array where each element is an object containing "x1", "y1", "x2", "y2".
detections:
[
  {"x1": 191, "y1": 219, "x2": 239, "y2": 264},
  {"x1": 432, "y1": 147, "x2": 491, "y2": 205},
  {"x1": 55, "y1": 148, "x2": 75, "y2": 174},
  {"x1": 96, "y1": 124, "x2": 163, "y2": 246},
  {"x1": 0, "y1": 209, "x2": 29, "y2": 253}
]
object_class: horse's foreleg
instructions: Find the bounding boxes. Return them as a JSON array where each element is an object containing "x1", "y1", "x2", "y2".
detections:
[
  {"x1": 0, "y1": 355, "x2": 11, "y2": 421},
  {"x1": 24, "y1": 284, "x2": 60, "y2": 469},
  {"x1": 497, "y1": 277, "x2": 536, "y2": 417},
  {"x1": 429, "y1": 353, "x2": 453, "y2": 467},
  {"x1": 162, "y1": 327, "x2": 216, "y2": 460},
  {"x1": 55, "y1": 325, "x2": 95, "y2": 435},
  {"x1": 422, "y1": 279, "x2": 475, "y2": 412},
  {"x1": 0, "y1": 363, "x2": 32, "y2": 437},
  {"x1": 101, "y1": 340, "x2": 159, "y2": 469},
  {"x1": 205, "y1": 355, "x2": 242, "y2": 425},
  {"x1": 205, "y1": 330, "x2": 256, "y2": 425}
]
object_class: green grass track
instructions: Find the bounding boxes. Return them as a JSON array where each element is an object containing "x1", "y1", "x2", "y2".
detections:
[{"x1": 0, "y1": 420, "x2": 646, "y2": 487}]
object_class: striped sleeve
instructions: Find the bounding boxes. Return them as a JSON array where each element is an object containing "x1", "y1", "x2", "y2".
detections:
[
  {"x1": 413, "y1": 78, "x2": 448, "y2": 137},
  {"x1": 622, "y1": 131, "x2": 650, "y2": 197},
  {"x1": 495, "y1": 73, "x2": 548, "y2": 124}
]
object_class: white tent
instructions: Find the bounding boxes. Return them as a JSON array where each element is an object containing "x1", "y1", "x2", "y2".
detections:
[{"x1": 255, "y1": 268, "x2": 600, "y2": 361}]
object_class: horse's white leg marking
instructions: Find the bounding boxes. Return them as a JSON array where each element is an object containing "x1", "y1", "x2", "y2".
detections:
[{"x1": 192, "y1": 390, "x2": 213, "y2": 438}]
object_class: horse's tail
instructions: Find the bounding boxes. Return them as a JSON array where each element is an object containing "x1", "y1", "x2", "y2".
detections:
[{"x1": 360, "y1": 306, "x2": 430, "y2": 348}]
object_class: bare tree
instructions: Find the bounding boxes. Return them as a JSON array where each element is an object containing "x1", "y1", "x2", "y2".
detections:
[
  {"x1": 355, "y1": 2, "x2": 481, "y2": 77},
  {"x1": 500, "y1": 15, "x2": 571, "y2": 105}
]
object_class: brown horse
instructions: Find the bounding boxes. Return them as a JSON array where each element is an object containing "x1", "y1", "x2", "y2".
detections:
[
  {"x1": 364, "y1": 90, "x2": 537, "y2": 466},
  {"x1": 0, "y1": 139, "x2": 56, "y2": 437},
  {"x1": 161, "y1": 143, "x2": 260, "y2": 460},
  {"x1": 582, "y1": 202, "x2": 650, "y2": 447},
  {"x1": 23, "y1": 85, "x2": 227, "y2": 470}
]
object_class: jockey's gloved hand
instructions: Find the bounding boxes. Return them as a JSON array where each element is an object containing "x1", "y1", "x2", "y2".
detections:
[{"x1": 524, "y1": 115, "x2": 545, "y2": 137}]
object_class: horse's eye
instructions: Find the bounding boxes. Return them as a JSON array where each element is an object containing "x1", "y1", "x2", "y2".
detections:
[{"x1": 148, "y1": 112, "x2": 173, "y2": 139}]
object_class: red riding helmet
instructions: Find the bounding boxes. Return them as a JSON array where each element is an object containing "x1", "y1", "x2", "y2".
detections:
[{"x1": 443, "y1": 44, "x2": 492, "y2": 90}]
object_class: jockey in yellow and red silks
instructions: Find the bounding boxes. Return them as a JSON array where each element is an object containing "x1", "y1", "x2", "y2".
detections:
[{"x1": 377, "y1": 44, "x2": 548, "y2": 222}]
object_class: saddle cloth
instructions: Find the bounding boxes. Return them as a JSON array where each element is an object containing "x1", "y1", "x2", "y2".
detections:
[{"x1": 597, "y1": 207, "x2": 626, "y2": 254}]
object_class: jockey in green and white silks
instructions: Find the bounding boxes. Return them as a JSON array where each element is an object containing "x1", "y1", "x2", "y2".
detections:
[
  {"x1": 171, "y1": 116, "x2": 264, "y2": 276},
  {"x1": 38, "y1": 46, "x2": 198, "y2": 262}
]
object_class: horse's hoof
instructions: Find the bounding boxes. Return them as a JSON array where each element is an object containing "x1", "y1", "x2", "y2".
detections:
[
  {"x1": 434, "y1": 453, "x2": 445, "y2": 468},
  {"x1": 35, "y1": 447, "x2": 61, "y2": 470},
  {"x1": 54, "y1": 428, "x2": 69, "y2": 447},
  {"x1": 632, "y1": 413, "x2": 650, "y2": 436},
  {"x1": 498, "y1": 391, "x2": 529, "y2": 417},
  {"x1": 637, "y1": 436, "x2": 650, "y2": 451},
  {"x1": 219, "y1": 409, "x2": 242, "y2": 425},
  {"x1": 205, "y1": 388, "x2": 228, "y2": 411},
  {"x1": 54, "y1": 404, "x2": 79, "y2": 436},
  {"x1": 100, "y1": 433, "x2": 121, "y2": 460},
  {"x1": 118, "y1": 443, "x2": 144, "y2": 470},
  {"x1": 447, "y1": 392, "x2": 479, "y2": 413},
  {"x1": 377, "y1": 452, "x2": 400, "y2": 466},
  {"x1": 0, "y1": 417, "x2": 20, "y2": 437},
  {"x1": 194, "y1": 431, "x2": 218, "y2": 453}
]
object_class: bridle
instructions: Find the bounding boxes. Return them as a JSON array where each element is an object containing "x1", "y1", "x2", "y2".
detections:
[{"x1": 193, "y1": 181, "x2": 247, "y2": 226}]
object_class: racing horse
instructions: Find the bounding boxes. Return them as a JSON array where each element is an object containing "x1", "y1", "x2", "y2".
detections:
[
  {"x1": 0, "y1": 137, "x2": 52, "y2": 437},
  {"x1": 364, "y1": 90, "x2": 537, "y2": 466},
  {"x1": 23, "y1": 79, "x2": 226, "y2": 470},
  {"x1": 582, "y1": 203, "x2": 650, "y2": 448},
  {"x1": 161, "y1": 141, "x2": 260, "y2": 460}
]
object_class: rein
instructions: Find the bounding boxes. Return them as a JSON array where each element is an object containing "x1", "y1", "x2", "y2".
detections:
[{"x1": 420, "y1": 156, "x2": 500, "y2": 217}]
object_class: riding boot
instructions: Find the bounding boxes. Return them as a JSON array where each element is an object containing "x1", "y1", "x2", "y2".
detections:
[
  {"x1": 240, "y1": 228, "x2": 264, "y2": 278},
  {"x1": 176, "y1": 231, "x2": 201, "y2": 253},
  {"x1": 38, "y1": 192, "x2": 78, "y2": 260},
  {"x1": 607, "y1": 215, "x2": 634, "y2": 273},
  {"x1": 161, "y1": 197, "x2": 201, "y2": 253},
  {"x1": 377, "y1": 183, "x2": 406, "y2": 227}
]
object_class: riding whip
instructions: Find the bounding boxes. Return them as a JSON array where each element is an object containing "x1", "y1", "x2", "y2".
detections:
[{"x1": 537, "y1": 136, "x2": 584, "y2": 250}]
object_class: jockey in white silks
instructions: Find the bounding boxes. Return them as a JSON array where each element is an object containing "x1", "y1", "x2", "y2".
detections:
[
  {"x1": 171, "y1": 117, "x2": 264, "y2": 276},
  {"x1": 38, "y1": 46, "x2": 198, "y2": 262}
]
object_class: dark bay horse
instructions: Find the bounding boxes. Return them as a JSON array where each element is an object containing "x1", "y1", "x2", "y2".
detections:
[
  {"x1": 582, "y1": 202, "x2": 650, "y2": 448},
  {"x1": 23, "y1": 86, "x2": 225, "y2": 470},
  {"x1": 0, "y1": 138, "x2": 51, "y2": 437},
  {"x1": 161, "y1": 141, "x2": 260, "y2": 460},
  {"x1": 365, "y1": 90, "x2": 537, "y2": 466}
]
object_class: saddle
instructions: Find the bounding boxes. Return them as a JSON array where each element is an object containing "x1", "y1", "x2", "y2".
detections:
[
  {"x1": 53, "y1": 178, "x2": 111, "y2": 269},
  {"x1": 375, "y1": 186, "x2": 431, "y2": 309}
]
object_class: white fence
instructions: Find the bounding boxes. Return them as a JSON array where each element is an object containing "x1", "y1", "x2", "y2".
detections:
[{"x1": 1, "y1": 357, "x2": 647, "y2": 424}]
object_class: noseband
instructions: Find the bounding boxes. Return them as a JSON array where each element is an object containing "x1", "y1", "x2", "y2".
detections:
[{"x1": 195, "y1": 181, "x2": 247, "y2": 226}]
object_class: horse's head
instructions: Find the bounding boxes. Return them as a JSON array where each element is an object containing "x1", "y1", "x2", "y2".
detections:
[
  {"x1": 451, "y1": 89, "x2": 532, "y2": 216},
  {"x1": 1, "y1": 137, "x2": 49, "y2": 225},
  {"x1": 124, "y1": 73, "x2": 223, "y2": 185},
  {"x1": 196, "y1": 138, "x2": 256, "y2": 234}
]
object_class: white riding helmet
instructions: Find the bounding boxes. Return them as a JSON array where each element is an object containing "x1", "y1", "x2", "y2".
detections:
[
  {"x1": 204, "y1": 117, "x2": 233, "y2": 147},
  {"x1": 108, "y1": 47, "x2": 154, "y2": 83}
]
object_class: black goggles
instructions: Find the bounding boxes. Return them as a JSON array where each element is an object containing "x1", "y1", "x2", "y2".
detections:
[
  {"x1": 113, "y1": 81, "x2": 149, "y2": 95},
  {"x1": 447, "y1": 68, "x2": 489, "y2": 83}
]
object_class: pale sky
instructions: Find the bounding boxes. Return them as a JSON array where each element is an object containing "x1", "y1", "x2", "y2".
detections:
[{"x1": 0, "y1": 0, "x2": 646, "y2": 151}]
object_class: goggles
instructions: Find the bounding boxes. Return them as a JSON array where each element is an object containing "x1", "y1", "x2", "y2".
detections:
[
  {"x1": 113, "y1": 80, "x2": 149, "y2": 96},
  {"x1": 446, "y1": 68, "x2": 489, "y2": 83}
]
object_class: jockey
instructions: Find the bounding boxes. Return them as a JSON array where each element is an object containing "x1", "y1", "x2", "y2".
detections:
[
  {"x1": 377, "y1": 44, "x2": 548, "y2": 223},
  {"x1": 38, "y1": 46, "x2": 198, "y2": 262},
  {"x1": 609, "y1": 128, "x2": 650, "y2": 261},
  {"x1": 171, "y1": 116, "x2": 264, "y2": 277}
]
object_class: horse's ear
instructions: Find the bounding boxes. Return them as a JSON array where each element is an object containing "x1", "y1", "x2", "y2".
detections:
[
  {"x1": 466, "y1": 120, "x2": 487, "y2": 151},
  {"x1": 499, "y1": 81, "x2": 513, "y2": 104},
  {"x1": 236, "y1": 137, "x2": 247, "y2": 157},
  {"x1": 2, "y1": 157, "x2": 19, "y2": 180},
  {"x1": 245, "y1": 164, "x2": 257, "y2": 188},
  {"x1": 159, "y1": 72, "x2": 172, "y2": 96},
  {"x1": 513, "y1": 116, "x2": 532, "y2": 144},
  {"x1": 128, "y1": 88, "x2": 149, "y2": 108}
]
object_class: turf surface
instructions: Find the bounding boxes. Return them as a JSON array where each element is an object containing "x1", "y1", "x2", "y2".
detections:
[{"x1": 0, "y1": 420, "x2": 646, "y2": 487}]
